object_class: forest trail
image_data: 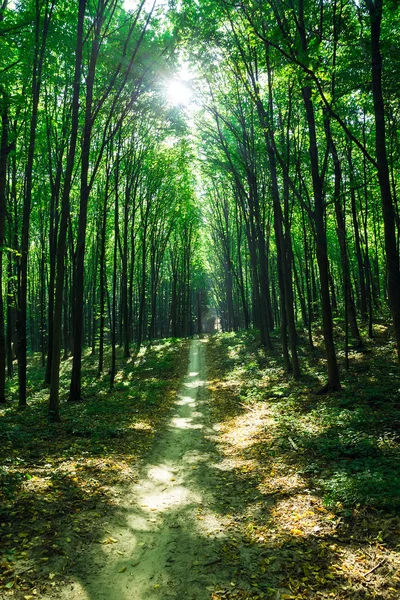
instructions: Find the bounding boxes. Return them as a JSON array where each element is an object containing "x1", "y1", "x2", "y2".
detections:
[{"x1": 54, "y1": 339, "x2": 231, "y2": 600}]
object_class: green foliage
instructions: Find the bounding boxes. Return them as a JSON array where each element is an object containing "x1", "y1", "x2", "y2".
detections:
[
  {"x1": 322, "y1": 466, "x2": 400, "y2": 511},
  {"x1": 208, "y1": 329, "x2": 400, "y2": 512}
]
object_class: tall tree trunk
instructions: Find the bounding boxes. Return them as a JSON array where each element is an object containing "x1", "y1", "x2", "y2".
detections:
[
  {"x1": 302, "y1": 86, "x2": 340, "y2": 391},
  {"x1": 6, "y1": 251, "x2": 14, "y2": 378},
  {"x1": 39, "y1": 229, "x2": 46, "y2": 367},
  {"x1": 252, "y1": 54, "x2": 300, "y2": 374},
  {"x1": 0, "y1": 91, "x2": 10, "y2": 403},
  {"x1": 97, "y1": 178, "x2": 109, "y2": 376},
  {"x1": 137, "y1": 222, "x2": 147, "y2": 350},
  {"x1": 347, "y1": 146, "x2": 368, "y2": 319},
  {"x1": 325, "y1": 116, "x2": 361, "y2": 347},
  {"x1": 110, "y1": 168, "x2": 119, "y2": 389},
  {"x1": 266, "y1": 129, "x2": 300, "y2": 376},
  {"x1": 368, "y1": 0, "x2": 400, "y2": 360},
  {"x1": 44, "y1": 101, "x2": 65, "y2": 384},
  {"x1": 49, "y1": 0, "x2": 85, "y2": 421},
  {"x1": 149, "y1": 254, "x2": 156, "y2": 340},
  {"x1": 121, "y1": 179, "x2": 130, "y2": 356},
  {"x1": 18, "y1": 0, "x2": 52, "y2": 408},
  {"x1": 128, "y1": 218, "x2": 135, "y2": 344},
  {"x1": 235, "y1": 210, "x2": 249, "y2": 329},
  {"x1": 69, "y1": 11, "x2": 102, "y2": 402},
  {"x1": 170, "y1": 263, "x2": 178, "y2": 338}
]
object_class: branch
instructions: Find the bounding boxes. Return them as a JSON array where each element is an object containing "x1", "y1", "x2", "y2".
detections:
[
  {"x1": 0, "y1": 59, "x2": 22, "y2": 74},
  {"x1": 238, "y1": 1, "x2": 378, "y2": 168},
  {"x1": 363, "y1": 558, "x2": 386, "y2": 578}
]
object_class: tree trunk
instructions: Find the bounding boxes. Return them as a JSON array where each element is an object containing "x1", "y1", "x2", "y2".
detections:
[
  {"x1": 49, "y1": 0, "x2": 85, "y2": 421},
  {"x1": 197, "y1": 290, "x2": 202, "y2": 334},
  {"x1": 110, "y1": 169, "x2": 119, "y2": 390},
  {"x1": 347, "y1": 146, "x2": 368, "y2": 319},
  {"x1": 137, "y1": 223, "x2": 147, "y2": 350},
  {"x1": 69, "y1": 12, "x2": 102, "y2": 402},
  {"x1": 18, "y1": 0, "x2": 52, "y2": 408},
  {"x1": 324, "y1": 116, "x2": 362, "y2": 347},
  {"x1": 97, "y1": 181, "x2": 108, "y2": 376},
  {"x1": 368, "y1": 0, "x2": 400, "y2": 360},
  {"x1": 302, "y1": 86, "x2": 340, "y2": 391},
  {"x1": 0, "y1": 91, "x2": 10, "y2": 403}
]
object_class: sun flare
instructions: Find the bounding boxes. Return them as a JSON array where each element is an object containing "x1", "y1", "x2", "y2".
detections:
[{"x1": 167, "y1": 80, "x2": 192, "y2": 107}]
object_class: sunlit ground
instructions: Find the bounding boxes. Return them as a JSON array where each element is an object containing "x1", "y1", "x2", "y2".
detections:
[
  {"x1": 0, "y1": 339, "x2": 189, "y2": 597},
  {"x1": 53, "y1": 339, "x2": 230, "y2": 600}
]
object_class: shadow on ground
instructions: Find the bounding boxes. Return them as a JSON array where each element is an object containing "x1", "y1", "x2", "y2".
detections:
[{"x1": 202, "y1": 331, "x2": 400, "y2": 599}]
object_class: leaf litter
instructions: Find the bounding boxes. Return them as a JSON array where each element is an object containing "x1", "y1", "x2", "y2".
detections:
[
  {"x1": 204, "y1": 329, "x2": 400, "y2": 600},
  {"x1": 2, "y1": 330, "x2": 400, "y2": 600}
]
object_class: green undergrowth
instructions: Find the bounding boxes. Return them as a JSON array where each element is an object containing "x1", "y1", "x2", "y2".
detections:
[
  {"x1": 0, "y1": 338, "x2": 189, "y2": 597},
  {"x1": 206, "y1": 327, "x2": 400, "y2": 599},
  {"x1": 208, "y1": 327, "x2": 400, "y2": 511}
]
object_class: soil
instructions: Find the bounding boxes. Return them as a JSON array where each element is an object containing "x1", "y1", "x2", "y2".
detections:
[{"x1": 48, "y1": 338, "x2": 233, "y2": 600}]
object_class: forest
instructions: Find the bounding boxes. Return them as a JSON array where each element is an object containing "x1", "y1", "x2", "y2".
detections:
[{"x1": 1, "y1": 0, "x2": 400, "y2": 599}]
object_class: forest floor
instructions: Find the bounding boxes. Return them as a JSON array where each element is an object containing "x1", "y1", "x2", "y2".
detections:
[
  {"x1": 204, "y1": 327, "x2": 400, "y2": 600},
  {"x1": 1, "y1": 328, "x2": 400, "y2": 599},
  {"x1": 0, "y1": 339, "x2": 191, "y2": 599}
]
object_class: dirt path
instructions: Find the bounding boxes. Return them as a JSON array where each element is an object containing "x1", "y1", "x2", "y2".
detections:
[{"x1": 55, "y1": 338, "x2": 232, "y2": 600}]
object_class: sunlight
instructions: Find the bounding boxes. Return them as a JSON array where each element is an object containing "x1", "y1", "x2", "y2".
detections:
[
  {"x1": 124, "y1": 0, "x2": 159, "y2": 12},
  {"x1": 166, "y1": 79, "x2": 193, "y2": 107},
  {"x1": 147, "y1": 464, "x2": 175, "y2": 483},
  {"x1": 184, "y1": 379, "x2": 203, "y2": 389},
  {"x1": 171, "y1": 416, "x2": 204, "y2": 429},
  {"x1": 176, "y1": 395, "x2": 196, "y2": 406}
]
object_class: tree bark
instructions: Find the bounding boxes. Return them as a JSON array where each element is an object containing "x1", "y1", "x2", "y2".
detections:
[
  {"x1": 368, "y1": 0, "x2": 400, "y2": 360},
  {"x1": 49, "y1": 0, "x2": 86, "y2": 421},
  {"x1": 324, "y1": 115, "x2": 362, "y2": 347},
  {"x1": 18, "y1": 0, "x2": 53, "y2": 408},
  {"x1": 0, "y1": 91, "x2": 10, "y2": 403},
  {"x1": 302, "y1": 86, "x2": 340, "y2": 391}
]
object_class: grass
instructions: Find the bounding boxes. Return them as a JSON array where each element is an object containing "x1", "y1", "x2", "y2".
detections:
[{"x1": 0, "y1": 339, "x2": 189, "y2": 598}]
